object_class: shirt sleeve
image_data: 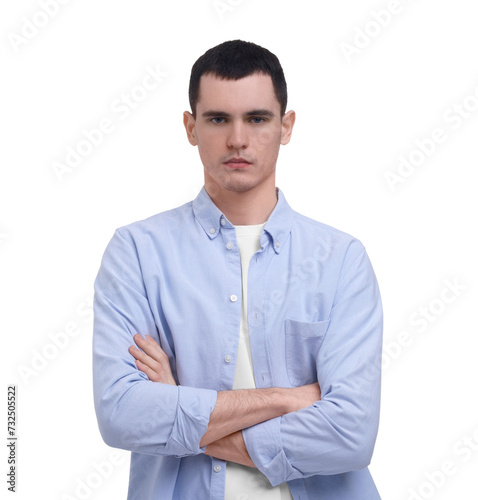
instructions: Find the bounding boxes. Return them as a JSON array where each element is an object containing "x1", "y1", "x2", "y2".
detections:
[
  {"x1": 242, "y1": 242, "x2": 383, "y2": 486},
  {"x1": 92, "y1": 228, "x2": 218, "y2": 457}
]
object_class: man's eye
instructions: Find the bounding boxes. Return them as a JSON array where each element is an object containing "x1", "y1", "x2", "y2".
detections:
[
  {"x1": 250, "y1": 117, "x2": 265, "y2": 124},
  {"x1": 211, "y1": 117, "x2": 226, "y2": 124}
]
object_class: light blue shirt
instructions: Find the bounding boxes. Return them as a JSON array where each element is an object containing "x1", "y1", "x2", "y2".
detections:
[{"x1": 93, "y1": 186, "x2": 383, "y2": 499}]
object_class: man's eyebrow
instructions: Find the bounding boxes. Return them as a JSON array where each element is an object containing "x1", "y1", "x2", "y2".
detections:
[
  {"x1": 245, "y1": 109, "x2": 275, "y2": 118},
  {"x1": 201, "y1": 109, "x2": 275, "y2": 118},
  {"x1": 201, "y1": 110, "x2": 231, "y2": 118}
]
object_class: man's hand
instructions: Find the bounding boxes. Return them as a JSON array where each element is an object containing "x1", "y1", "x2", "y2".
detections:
[
  {"x1": 286, "y1": 382, "x2": 321, "y2": 412},
  {"x1": 129, "y1": 334, "x2": 320, "y2": 411},
  {"x1": 129, "y1": 333, "x2": 321, "y2": 450},
  {"x1": 204, "y1": 431, "x2": 255, "y2": 468},
  {"x1": 128, "y1": 334, "x2": 177, "y2": 386}
]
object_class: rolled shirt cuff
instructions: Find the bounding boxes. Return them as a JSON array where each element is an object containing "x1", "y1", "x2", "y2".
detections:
[
  {"x1": 162, "y1": 385, "x2": 218, "y2": 457},
  {"x1": 242, "y1": 416, "x2": 297, "y2": 487}
]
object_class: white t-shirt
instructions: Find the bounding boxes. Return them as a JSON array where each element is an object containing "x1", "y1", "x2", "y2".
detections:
[{"x1": 224, "y1": 223, "x2": 293, "y2": 500}]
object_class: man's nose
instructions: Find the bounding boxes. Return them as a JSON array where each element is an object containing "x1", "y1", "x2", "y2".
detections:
[{"x1": 226, "y1": 121, "x2": 248, "y2": 149}]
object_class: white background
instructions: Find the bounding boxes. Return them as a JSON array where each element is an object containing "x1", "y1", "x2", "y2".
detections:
[{"x1": 1, "y1": 1, "x2": 477, "y2": 499}]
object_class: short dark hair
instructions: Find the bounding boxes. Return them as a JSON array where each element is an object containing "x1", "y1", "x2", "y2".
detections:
[{"x1": 188, "y1": 39, "x2": 287, "y2": 118}]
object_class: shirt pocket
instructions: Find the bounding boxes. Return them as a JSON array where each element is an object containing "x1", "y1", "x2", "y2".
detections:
[{"x1": 284, "y1": 318, "x2": 330, "y2": 386}]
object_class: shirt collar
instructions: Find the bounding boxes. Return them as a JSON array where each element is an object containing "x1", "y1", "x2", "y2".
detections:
[{"x1": 192, "y1": 186, "x2": 293, "y2": 254}]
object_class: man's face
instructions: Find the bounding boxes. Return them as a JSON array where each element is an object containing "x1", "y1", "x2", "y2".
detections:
[{"x1": 184, "y1": 73, "x2": 294, "y2": 196}]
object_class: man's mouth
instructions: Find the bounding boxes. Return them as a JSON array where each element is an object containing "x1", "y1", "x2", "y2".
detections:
[{"x1": 224, "y1": 157, "x2": 252, "y2": 169}]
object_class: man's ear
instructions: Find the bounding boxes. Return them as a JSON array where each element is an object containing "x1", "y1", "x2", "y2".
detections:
[
  {"x1": 183, "y1": 111, "x2": 197, "y2": 146},
  {"x1": 280, "y1": 110, "x2": 296, "y2": 146}
]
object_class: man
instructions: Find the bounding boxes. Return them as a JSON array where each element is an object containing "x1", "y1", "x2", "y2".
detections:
[{"x1": 93, "y1": 40, "x2": 383, "y2": 499}]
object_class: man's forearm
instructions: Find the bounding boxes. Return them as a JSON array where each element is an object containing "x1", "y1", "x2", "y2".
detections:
[
  {"x1": 129, "y1": 333, "x2": 321, "y2": 450},
  {"x1": 199, "y1": 383, "x2": 321, "y2": 447},
  {"x1": 199, "y1": 387, "x2": 285, "y2": 447},
  {"x1": 204, "y1": 431, "x2": 255, "y2": 467}
]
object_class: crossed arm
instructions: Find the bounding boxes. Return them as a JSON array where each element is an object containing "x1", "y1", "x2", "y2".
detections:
[{"x1": 128, "y1": 334, "x2": 321, "y2": 467}]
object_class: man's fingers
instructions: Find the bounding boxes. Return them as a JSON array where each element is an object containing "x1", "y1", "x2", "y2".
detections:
[
  {"x1": 129, "y1": 334, "x2": 177, "y2": 386},
  {"x1": 145, "y1": 334, "x2": 167, "y2": 356},
  {"x1": 128, "y1": 344, "x2": 160, "y2": 373},
  {"x1": 133, "y1": 333, "x2": 166, "y2": 362},
  {"x1": 134, "y1": 359, "x2": 160, "y2": 382}
]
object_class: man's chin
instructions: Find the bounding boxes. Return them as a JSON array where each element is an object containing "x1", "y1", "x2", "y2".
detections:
[
  {"x1": 211, "y1": 172, "x2": 258, "y2": 194},
  {"x1": 223, "y1": 182, "x2": 256, "y2": 193}
]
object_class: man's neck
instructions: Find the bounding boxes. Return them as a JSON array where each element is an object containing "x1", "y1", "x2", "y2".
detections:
[{"x1": 204, "y1": 183, "x2": 278, "y2": 225}]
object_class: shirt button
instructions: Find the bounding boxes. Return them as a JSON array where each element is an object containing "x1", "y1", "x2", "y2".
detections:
[
  {"x1": 220, "y1": 218, "x2": 226, "y2": 226},
  {"x1": 230, "y1": 294, "x2": 238, "y2": 302},
  {"x1": 209, "y1": 227, "x2": 216, "y2": 234},
  {"x1": 224, "y1": 355, "x2": 232, "y2": 363},
  {"x1": 214, "y1": 465, "x2": 222, "y2": 473},
  {"x1": 275, "y1": 241, "x2": 280, "y2": 247},
  {"x1": 226, "y1": 242, "x2": 233, "y2": 250}
]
